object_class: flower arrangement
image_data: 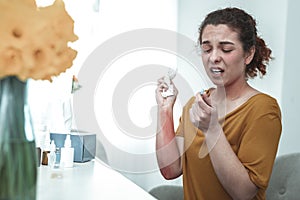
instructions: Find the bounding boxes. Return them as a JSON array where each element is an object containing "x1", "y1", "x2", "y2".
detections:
[
  {"x1": 0, "y1": 0, "x2": 78, "y2": 81},
  {"x1": 0, "y1": 0, "x2": 78, "y2": 199}
]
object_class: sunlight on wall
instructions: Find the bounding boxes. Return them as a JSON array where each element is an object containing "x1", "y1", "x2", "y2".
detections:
[{"x1": 29, "y1": 0, "x2": 182, "y2": 191}]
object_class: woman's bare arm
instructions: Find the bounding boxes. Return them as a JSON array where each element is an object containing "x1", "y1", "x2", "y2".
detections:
[{"x1": 155, "y1": 78, "x2": 182, "y2": 179}]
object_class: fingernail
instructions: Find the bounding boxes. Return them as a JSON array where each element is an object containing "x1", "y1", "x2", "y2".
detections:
[
  {"x1": 200, "y1": 89, "x2": 210, "y2": 97},
  {"x1": 200, "y1": 89, "x2": 205, "y2": 95}
]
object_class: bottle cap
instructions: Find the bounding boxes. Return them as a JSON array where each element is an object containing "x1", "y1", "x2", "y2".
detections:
[
  {"x1": 50, "y1": 140, "x2": 56, "y2": 152},
  {"x1": 64, "y1": 134, "x2": 72, "y2": 148}
]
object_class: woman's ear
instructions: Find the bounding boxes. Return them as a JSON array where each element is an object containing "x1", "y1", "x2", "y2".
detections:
[{"x1": 245, "y1": 46, "x2": 255, "y2": 65}]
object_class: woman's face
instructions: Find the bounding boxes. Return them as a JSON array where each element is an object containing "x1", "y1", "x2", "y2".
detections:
[{"x1": 200, "y1": 24, "x2": 252, "y2": 87}]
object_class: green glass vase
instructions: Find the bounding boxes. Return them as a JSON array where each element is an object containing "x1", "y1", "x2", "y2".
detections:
[{"x1": 0, "y1": 76, "x2": 37, "y2": 200}]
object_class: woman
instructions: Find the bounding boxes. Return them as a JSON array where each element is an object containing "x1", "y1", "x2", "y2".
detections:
[{"x1": 155, "y1": 7, "x2": 282, "y2": 200}]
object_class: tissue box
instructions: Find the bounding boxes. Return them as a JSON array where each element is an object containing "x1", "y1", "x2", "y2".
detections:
[{"x1": 50, "y1": 131, "x2": 96, "y2": 162}]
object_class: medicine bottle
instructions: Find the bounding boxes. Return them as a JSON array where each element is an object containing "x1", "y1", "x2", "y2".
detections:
[
  {"x1": 60, "y1": 134, "x2": 74, "y2": 168},
  {"x1": 48, "y1": 140, "x2": 56, "y2": 169},
  {"x1": 54, "y1": 147, "x2": 61, "y2": 169},
  {"x1": 41, "y1": 131, "x2": 51, "y2": 165}
]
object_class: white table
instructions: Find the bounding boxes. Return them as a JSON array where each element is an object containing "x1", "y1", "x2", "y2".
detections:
[{"x1": 37, "y1": 159, "x2": 157, "y2": 200}]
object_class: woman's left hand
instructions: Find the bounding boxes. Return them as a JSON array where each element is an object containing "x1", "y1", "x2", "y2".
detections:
[{"x1": 189, "y1": 91, "x2": 219, "y2": 133}]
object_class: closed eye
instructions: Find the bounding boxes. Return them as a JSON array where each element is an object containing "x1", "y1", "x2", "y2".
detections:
[
  {"x1": 201, "y1": 45, "x2": 211, "y2": 53},
  {"x1": 200, "y1": 42, "x2": 212, "y2": 53},
  {"x1": 202, "y1": 48, "x2": 211, "y2": 53},
  {"x1": 222, "y1": 49, "x2": 233, "y2": 53}
]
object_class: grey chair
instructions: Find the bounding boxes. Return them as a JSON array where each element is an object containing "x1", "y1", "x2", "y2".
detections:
[
  {"x1": 266, "y1": 152, "x2": 300, "y2": 200},
  {"x1": 149, "y1": 185, "x2": 183, "y2": 200}
]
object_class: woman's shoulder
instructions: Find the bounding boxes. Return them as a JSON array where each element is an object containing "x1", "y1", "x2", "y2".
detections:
[
  {"x1": 248, "y1": 93, "x2": 279, "y2": 105},
  {"x1": 246, "y1": 93, "x2": 281, "y2": 115}
]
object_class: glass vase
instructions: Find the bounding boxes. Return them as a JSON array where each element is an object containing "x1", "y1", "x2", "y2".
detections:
[{"x1": 0, "y1": 76, "x2": 37, "y2": 200}]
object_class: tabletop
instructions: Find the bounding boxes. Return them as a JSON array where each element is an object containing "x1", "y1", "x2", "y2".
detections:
[{"x1": 37, "y1": 159, "x2": 157, "y2": 200}]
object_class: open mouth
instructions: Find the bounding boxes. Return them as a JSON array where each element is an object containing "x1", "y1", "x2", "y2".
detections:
[{"x1": 210, "y1": 68, "x2": 224, "y2": 75}]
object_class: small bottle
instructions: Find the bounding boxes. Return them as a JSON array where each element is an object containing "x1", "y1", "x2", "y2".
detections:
[
  {"x1": 41, "y1": 131, "x2": 51, "y2": 165},
  {"x1": 48, "y1": 140, "x2": 56, "y2": 169},
  {"x1": 60, "y1": 134, "x2": 74, "y2": 168},
  {"x1": 54, "y1": 147, "x2": 61, "y2": 169}
]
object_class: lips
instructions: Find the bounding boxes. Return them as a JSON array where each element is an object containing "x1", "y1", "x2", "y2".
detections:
[{"x1": 210, "y1": 67, "x2": 224, "y2": 75}]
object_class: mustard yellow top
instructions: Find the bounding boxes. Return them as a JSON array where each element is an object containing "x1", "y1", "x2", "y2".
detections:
[{"x1": 176, "y1": 93, "x2": 282, "y2": 200}]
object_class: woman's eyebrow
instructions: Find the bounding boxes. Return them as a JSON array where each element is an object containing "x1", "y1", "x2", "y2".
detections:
[
  {"x1": 219, "y1": 41, "x2": 235, "y2": 45},
  {"x1": 201, "y1": 41, "x2": 235, "y2": 45},
  {"x1": 200, "y1": 40, "x2": 210, "y2": 45}
]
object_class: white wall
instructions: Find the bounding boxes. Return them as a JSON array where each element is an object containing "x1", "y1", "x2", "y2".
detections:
[
  {"x1": 30, "y1": 0, "x2": 182, "y2": 192},
  {"x1": 91, "y1": 0, "x2": 182, "y2": 191},
  {"x1": 279, "y1": 0, "x2": 300, "y2": 155}
]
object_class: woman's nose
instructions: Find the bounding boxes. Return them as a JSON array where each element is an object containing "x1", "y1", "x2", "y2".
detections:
[{"x1": 209, "y1": 50, "x2": 221, "y2": 63}]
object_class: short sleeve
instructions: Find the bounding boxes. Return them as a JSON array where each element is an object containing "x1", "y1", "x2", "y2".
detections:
[{"x1": 237, "y1": 100, "x2": 282, "y2": 189}]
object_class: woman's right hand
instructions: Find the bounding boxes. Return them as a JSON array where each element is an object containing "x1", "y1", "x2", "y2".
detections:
[
  {"x1": 155, "y1": 77, "x2": 182, "y2": 179},
  {"x1": 155, "y1": 77, "x2": 178, "y2": 108}
]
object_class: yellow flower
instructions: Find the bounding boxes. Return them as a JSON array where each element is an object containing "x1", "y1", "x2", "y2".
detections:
[{"x1": 0, "y1": 0, "x2": 78, "y2": 81}]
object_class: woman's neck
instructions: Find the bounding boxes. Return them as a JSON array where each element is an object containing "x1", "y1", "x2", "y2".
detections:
[
  {"x1": 213, "y1": 81, "x2": 260, "y2": 116},
  {"x1": 225, "y1": 81, "x2": 250, "y2": 102}
]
